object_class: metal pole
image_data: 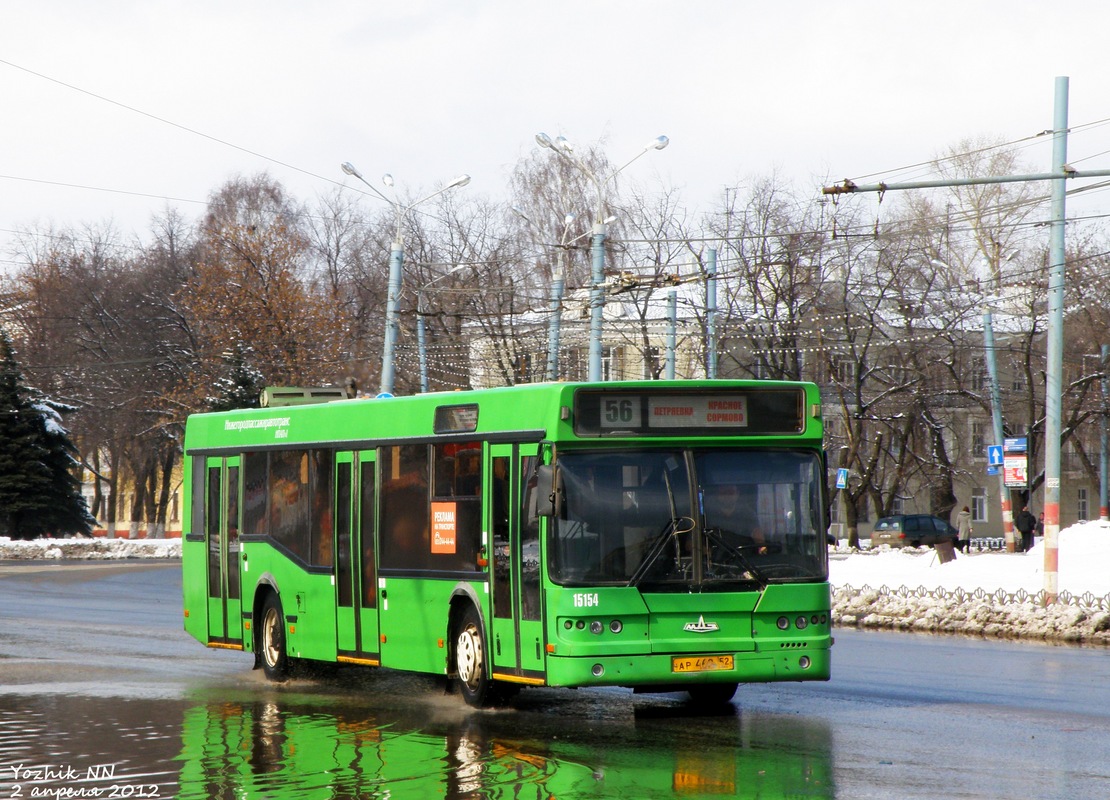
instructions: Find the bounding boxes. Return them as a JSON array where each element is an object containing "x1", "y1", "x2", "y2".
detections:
[
  {"x1": 1102, "y1": 344, "x2": 1109, "y2": 520},
  {"x1": 984, "y1": 311, "x2": 1015, "y2": 551},
  {"x1": 707, "y1": 247, "x2": 718, "y2": 379},
  {"x1": 665, "y1": 290, "x2": 677, "y2": 380},
  {"x1": 1044, "y1": 75, "x2": 1069, "y2": 605},
  {"x1": 417, "y1": 294, "x2": 429, "y2": 393},
  {"x1": 588, "y1": 223, "x2": 606, "y2": 381},
  {"x1": 823, "y1": 167, "x2": 1110, "y2": 195},
  {"x1": 380, "y1": 242, "x2": 403, "y2": 396},
  {"x1": 546, "y1": 252, "x2": 565, "y2": 382}
]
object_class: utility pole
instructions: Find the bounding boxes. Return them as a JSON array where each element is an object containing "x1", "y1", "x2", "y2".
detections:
[
  {"x1": 1101, "y1": 344, "x2": 1109, "y2": 521},
  {"x1": 665, "y1": 289, "x2": 677, "y2": 379},
  {"x1": 706, "y1": 248, "x2": 718, "y2": 379},
  {"x1": 1042, "y1": 76, "x2": 1069, "y2": 604}
]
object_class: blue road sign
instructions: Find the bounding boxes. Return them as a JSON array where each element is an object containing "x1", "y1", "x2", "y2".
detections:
[
  {"x1": 987, "y1": 445, "x2": 1004, "y2": 466},
  {"x1": 836, "y1": 468, "x2": 849, "y2": 489}
]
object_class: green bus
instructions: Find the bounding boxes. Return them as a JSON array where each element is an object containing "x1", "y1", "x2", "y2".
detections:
[{"x1": 182, "y1": 380, "x2": 832, "y2": 707}]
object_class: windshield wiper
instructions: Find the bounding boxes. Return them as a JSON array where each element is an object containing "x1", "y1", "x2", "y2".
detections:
[{"x1": 629, "y1": 469, "x2": 690, "y2": 587}]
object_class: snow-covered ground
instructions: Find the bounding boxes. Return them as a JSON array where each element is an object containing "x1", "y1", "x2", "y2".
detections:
[{"x1": 4, "y1": 522, "x2": 1110, "y2": 644}]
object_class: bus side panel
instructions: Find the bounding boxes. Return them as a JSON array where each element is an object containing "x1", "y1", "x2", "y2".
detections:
[
  {"x1": 182, "y1": 536, "x2": 210, "y2": 643},
  {"x1": 378, "y1": 577, "x2": 462, "y2": 675},
  {"x1": 243, "y1": 543, "x2": 337, "y2": 663}
]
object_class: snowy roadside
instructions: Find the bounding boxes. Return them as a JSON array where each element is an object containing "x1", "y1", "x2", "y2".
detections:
[
  {"x1": 830, "y1": 521, "x2": 1110, "y2": 645},
  {"x1": 0, "y1": 536, "x2": 181, "y2": 561}
]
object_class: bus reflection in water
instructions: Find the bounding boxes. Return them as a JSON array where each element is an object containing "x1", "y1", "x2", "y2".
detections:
[{"x1": 175, "y1": 696, "x2": 834, "y2": 799}]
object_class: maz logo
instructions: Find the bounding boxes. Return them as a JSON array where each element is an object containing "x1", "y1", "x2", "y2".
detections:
[{"x1": 683, "y1": 615, "x2": 720, "y2": 633}]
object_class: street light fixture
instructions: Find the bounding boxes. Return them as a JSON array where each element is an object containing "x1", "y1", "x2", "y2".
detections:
[
  {"x1": 340, "y1": 162, "x2": 470, "y2": 396},
  {"x1": 534, "y1": 131, "x2": 668, "y2": 381}
]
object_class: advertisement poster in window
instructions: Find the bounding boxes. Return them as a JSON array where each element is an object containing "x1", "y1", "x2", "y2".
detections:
[{"x1": 431, "y1": 501, "x2": 457, "y2": 554}]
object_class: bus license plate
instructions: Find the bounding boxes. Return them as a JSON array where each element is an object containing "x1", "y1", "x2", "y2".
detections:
[{"x1": 672, "y1": 655, "x2": 734, "y2": 673}]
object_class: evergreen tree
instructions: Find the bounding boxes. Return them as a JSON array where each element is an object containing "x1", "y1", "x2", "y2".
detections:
[
  {"x1": 0, "y1": 330, "x2": 94, "y2": 539},
  {"x1": 205, "y1": 342, "x2": 265, "y2": 412}
]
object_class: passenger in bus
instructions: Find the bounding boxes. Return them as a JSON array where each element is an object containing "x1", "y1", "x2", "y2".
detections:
[{"x1": 456, "y1": 452, "x2": 481, "y2": 496}]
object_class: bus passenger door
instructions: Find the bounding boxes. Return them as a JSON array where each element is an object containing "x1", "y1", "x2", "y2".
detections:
[
  {"x1": 335, "y1": 451, "x2": 380, "y2": 664},
  {"x1": 516, "y1": 446, "x2": 546, "y2": 674},
  {"x1": 489, "y1": 444, "x2": 518, "y2": 675},
  {"x1": 205, "y1": 456, "x2": 242, "y2": 647},
  {"x1": 490, "y1": 444, "x2": 546, "y2": 682}
]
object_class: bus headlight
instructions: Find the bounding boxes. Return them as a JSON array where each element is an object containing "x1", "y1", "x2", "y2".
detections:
[
  {"x1": 609, "y1": 619, "x2": 623, "y2": 634},
  {"x1": 589, "y1": 620, "x2": 603, "y2": 635}
]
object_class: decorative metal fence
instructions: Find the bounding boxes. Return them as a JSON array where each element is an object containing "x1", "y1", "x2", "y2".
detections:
[{"x1": 835, "y1": 582, "x2": 1110, "y2": 611}]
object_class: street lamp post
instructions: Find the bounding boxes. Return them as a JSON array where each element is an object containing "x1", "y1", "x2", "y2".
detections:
[
  {"x1": 416, "y1": 264, "x2": 468, "y2": 393},
  {"x1": 534, "y1": 132, "x2": 668, "y2": 382},
  {"x1": 340, "y1": 162, "x2": 470, "y2": 396}
]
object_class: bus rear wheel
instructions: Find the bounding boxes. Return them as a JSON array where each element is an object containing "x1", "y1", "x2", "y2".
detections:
[
  {"x1": 259, "y1": 593, "x2": 291, "y2": 681},
  {"x1": 454, "y1": 606, "x2": 492, "y2": 707}
]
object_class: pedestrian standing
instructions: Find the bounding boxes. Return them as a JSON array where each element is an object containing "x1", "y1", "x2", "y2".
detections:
[
  {"x1": 1014, "y1": 506, "x2": 1036, "y2": 552},
  {"x1": 1035, "y1": 512, "x2": 1045, "y2": 544},
  {"x1": 956, "y1": 505, "x2": 973, "y2": 552}
]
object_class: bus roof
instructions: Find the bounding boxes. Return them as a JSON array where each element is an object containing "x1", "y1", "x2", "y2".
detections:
[{"x1": 184, "y1": 379, "x2": 822, "y2": 456}]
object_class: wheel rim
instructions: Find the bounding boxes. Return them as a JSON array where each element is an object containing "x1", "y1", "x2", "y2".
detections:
[
  {"x1": 262, "y1": 606, "x2": 281, "y2": 667},
  {"x1": 456, "y1": 622, "x2": 483, "y2": 689}
]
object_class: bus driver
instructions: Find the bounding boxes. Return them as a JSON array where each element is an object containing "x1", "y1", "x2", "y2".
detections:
[{"x1": 703, "y1": 484, "x2": 766, "y2": 554}]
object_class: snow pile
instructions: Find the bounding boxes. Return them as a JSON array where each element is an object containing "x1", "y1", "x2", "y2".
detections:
[
  {"x1": 831, "y1": 520, "x2": 1110, "y2": 644},
  {"x1": 0, "y1": 536, "x2": 181, "y2": 560}
]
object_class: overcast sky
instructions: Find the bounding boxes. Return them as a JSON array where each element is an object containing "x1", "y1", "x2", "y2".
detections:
[{"x1": 3, "y1": 1, "x2": 1110, "y2": 267}]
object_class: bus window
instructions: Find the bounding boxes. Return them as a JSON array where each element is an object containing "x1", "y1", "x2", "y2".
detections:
[
  {"x1": 491, "y1": 455, "x2": 511, "y2": 620},
  {"x1": 270, "y1": 450, "x2": 309, "y2": 561},
  {"x1": 242, "y1": 452, "x2": 267, "y2": 537},
  {"x1": 226, "y1": 465, "x2": 240, "y2": 601},
  {"x1": 309, "y1": 450, "x2": 333, "y2": 567},
  {"x1": 359, "y1": 459, "x2": 376, "y2": 608},
  {"x1": 434, "y1": 442, "x2": 482, "y2": 497},
  {"x1": 336, "y1": 461, "x2": 352, "y2": 608},
  {"x1": 206, "y1": 465, "x2": 221, "y2": 597},
  {"x1": 519, "y1": 456, "x2": 541, "y2": 620},
  {"x1": 380, "y1": 445, "x2": 430, "y2": 570},
  {"x1": 263, "y1": 449, "x2": 334, "y2": 567}
]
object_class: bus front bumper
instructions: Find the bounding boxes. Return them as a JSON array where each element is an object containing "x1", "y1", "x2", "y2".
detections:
[{"x1": 543, "y1": 645, "x2": 831, "y2": 689}]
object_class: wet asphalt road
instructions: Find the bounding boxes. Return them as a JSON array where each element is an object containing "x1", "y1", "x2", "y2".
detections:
[{"x1": 1, "y1": 560, "x2": 1109, "y2": 798}]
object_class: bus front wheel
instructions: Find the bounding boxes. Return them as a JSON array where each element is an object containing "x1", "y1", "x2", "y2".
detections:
[
  {"x1": 453, "y1": 606, "x2": 492, "y2": 707},
  {"x1": 259, "y1": 593, "x2": 291, "y2": 681}
]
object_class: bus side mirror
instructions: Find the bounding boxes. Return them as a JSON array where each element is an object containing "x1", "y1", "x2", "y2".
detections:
[{"x1": 535, "y1": 464, "x2": 558, "y2": 517}]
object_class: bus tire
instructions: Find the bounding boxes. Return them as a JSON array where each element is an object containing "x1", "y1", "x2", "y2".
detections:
[
  {"x1": 259, "y1": 593, "x2": 291, "y2": 681},
  {"x1": 453, "y1": 605, "x2": 491, "y2": 707},
  {"x1": 687, "y1": 682, "x2": 738, "y2": 706}
]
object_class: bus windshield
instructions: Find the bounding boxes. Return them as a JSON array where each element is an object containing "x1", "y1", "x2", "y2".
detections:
[{"x1": 550, "y1": 449, "x2": 827, "y2": 589}]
